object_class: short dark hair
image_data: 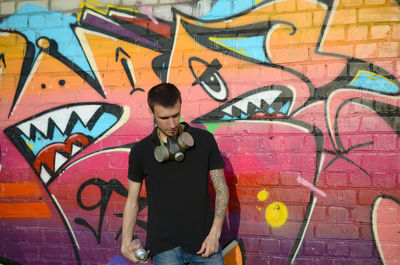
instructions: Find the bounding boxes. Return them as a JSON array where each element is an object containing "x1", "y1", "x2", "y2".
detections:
[{"x1": 147, "y1": 83, "x2": 182, "y2": 111}]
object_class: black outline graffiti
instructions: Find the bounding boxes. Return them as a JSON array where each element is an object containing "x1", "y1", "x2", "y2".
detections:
[
  {"x1": 0, "y1": 257, "x2": 23, "y2": 265},
  {"x1": 3, "y1": 102, "x2": 123, "y2": 264},
  {"x1": 75, "y1": 177, "x2": 147, "y2": 244},
  {"x1": 370, "y1": 194, "x2": 400, "y2": 265},
  {"x1": 310, "y1": 58, "x2": 400, "y2": 101},
  {"x1": 193, "y1": 85, "x2": 294, "y2": 122},
  {"x1": 115, "y1": 47, "x2": 145, "y2": 95},
  {"x1": 1, "y1": 30, "x2": 36, "y2": 118},
  {"x1": 323, "y1": 141, "x2": 373, "y2": 176},
  {"x1": 79, "y1": 7, "x2": 171, "y2": 52},
  {"x1": 1, "y1": 29, "x2": 109, "y2": 119},
  {"x1": 180, "y1": 18, "x2": 296, "y2": 66},
  {"x1": 0, "y1": 53, "x2": 6, "y2": 68},
  {"x1": 188, "y1": 57, "x2": 229, "y2": 102},
  {"x1": 172, "y1": 11, "x2": 317, "y2": 114},
  {"x1": 284, "y1": 120, "x2": 324, "y2": 264},
  {"x1": 77, "y1": 7, "x2": 173, "y2": 82},
  {"x1": 4, "y1": 102, "x2": 124, "y2": 185},
  {"x1": 36, "y1": 36, "x2": 106, "y2": 99}
]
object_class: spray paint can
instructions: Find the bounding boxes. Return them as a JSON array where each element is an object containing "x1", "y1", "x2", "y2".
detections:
[{"x1": 131, "y1": 239, "x2": 148, "y2": 262}]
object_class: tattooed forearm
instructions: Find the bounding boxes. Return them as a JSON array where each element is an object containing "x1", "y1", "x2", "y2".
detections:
[{"x1": 210, "y1": 168, "x2": 229, "y2": 219}]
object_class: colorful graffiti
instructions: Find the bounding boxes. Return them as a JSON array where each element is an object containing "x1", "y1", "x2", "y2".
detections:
[{"x1": 0, "y1": 0, "x2": 399, "y2": 264}]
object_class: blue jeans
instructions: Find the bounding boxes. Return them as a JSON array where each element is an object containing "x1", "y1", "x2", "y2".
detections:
[{"x1": 152, "y1": 246, "x2": 225, "y2": 265}]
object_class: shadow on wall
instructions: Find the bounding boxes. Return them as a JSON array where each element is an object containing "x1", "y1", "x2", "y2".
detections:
[
  {"x1": 222, "y1": 153, "x2": 241, "y2": 242},
  {"x1": 209, "y1": 152, "x2": 244, "y2": 264}
]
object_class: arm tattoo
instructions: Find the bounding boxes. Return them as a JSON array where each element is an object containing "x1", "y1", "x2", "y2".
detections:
[{"x1": 210, "y1": 168, "x2": 229, "y2": 219}]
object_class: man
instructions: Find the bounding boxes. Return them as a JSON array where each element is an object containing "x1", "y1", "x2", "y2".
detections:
[{"x1": 121, "y1": 83, "x2": 229, "y2": 264}]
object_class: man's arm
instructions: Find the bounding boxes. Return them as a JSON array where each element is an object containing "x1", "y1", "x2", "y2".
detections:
[
  {"x1": 121, "y1": 180, "x2": 145, "y2": 263},
  {"x1": 197, "y1": 168, "x2": 229, "y2": 258}
]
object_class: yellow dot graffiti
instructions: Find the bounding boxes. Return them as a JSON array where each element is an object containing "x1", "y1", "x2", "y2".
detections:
[
  {"x1": 265, "y1": 202, "x2": 288, "y2": 227},
  {"x1": 257, "y1": 190, "x2": 269, "y2": 201}
]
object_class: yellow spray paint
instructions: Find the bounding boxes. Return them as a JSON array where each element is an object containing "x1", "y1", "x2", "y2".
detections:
[
  {"x1": 25, "y1": 141, "x2": 34, "y2": 151},
  {"x1": 257, "y1": 189, "x2": 269, "y2": 201},
  {"x1": 265, "y1": 202, "x2": 288, "y2": 227}
]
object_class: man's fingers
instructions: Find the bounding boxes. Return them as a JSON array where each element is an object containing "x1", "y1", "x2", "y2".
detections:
[
  {"x1": 124, "y1": 252, "x2": 138, "y2": 263},
  {"x1": 196, "y1": 244, "x2": 206, "y2": 254},
  {"x1": 201, "y1": 246, "x2": 216, "y2": 258},
  {"x1": 139, "y1": 250, "x2": 151, "y2": 264},
  {"x1": 122, "y1": 246, "x2": 144, "y2": 263},
  {"x1": 199, "y1": 242, "x2": 219, "y2": 257}
]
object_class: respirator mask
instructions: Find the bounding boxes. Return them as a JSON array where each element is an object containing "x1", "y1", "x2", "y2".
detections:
[{"x1": 154, "y1": 125, "x2": 194, "y2": 163}]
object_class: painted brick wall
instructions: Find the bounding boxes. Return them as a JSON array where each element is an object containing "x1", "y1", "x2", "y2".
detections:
[{"x1": 0, "y1": 0, "x2": 399, "y2": 264}]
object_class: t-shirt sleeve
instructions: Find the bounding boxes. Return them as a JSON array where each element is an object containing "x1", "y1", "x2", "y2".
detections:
[
  {"x1": 127, "y1": 144, "x2": 144, "y2": 183},
  {"x1": 208, "y1": 132, "x2": 225, "y2": 170}
]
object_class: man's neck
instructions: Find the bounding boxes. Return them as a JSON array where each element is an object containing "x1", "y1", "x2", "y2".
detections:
[
  {"x1": 160, "y1": 133, "x2": 168, "y2": 143},
  {"x1": 157, "y1": 129, "x2": 174, "y2": 144}
]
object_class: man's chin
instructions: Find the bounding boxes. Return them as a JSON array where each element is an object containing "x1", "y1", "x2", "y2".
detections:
[
  {"x1": 164, "y1": 130, "x2": 178, "y2": 138},
  {"x1": 168, "y1": 132, "x2": 178, "y2": 138}
]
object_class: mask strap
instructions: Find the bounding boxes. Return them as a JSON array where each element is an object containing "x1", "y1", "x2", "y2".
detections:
[
  {"x1": 156, "y1": 127, "x2": 165, "y2": 146},
  {"x1": 157, "y1": 124, "x2": 183, "y2": 146}
]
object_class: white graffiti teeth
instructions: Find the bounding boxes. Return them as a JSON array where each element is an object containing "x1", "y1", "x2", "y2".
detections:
[
  {"x1": 40, "y1": 165, "x2": 52, "y2": 184},
  {"x1": 17, "y1": 104, "x2": 102, "y2": 138},
  {"x1": 54, "y1": 151, "x2": 69, "y2": 172},
  {"x1": 53, "y1": 145, "x2": 82, "y2": 173},
  {"x1": 70, "y1": 143, "x2": 83, "y2": 156},
  {"x1": 222, "y1": 90, "x2": 282, "y2": 116}
]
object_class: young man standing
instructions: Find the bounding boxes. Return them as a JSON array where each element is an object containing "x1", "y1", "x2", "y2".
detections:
[{"x1": 121, "y1": 83, "x2": 229, "y2": 264}]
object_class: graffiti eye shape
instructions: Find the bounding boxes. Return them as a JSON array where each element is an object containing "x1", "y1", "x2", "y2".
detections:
[{"x1": 189, "y1": 57, "x2": 229, "y2": 102}]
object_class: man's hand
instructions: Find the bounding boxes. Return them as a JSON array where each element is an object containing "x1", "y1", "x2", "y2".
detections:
[
  {"x1": 121, "y1": 242, "x2": 138, "y2": 263},
  {"x1": 121, "y1": 241, "x2": 150, "y2": 264},
  {"x1": 196, "y1": 231, "x2": 220, "y2": 258}
]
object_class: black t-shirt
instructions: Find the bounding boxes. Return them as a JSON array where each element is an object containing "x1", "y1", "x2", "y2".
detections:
[{"x1": 127, "y1": 122, "x2": 225, "y2": 257}]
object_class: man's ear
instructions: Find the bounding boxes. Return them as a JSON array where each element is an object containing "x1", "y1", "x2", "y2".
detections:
[{"x1": 149, "y1": 108, "x2": 157, "y2": 127}]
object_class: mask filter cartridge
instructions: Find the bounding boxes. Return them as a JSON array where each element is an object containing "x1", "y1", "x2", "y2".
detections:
[{"x1": 154, "y1": 130, "x2": 194, "y2": 163}]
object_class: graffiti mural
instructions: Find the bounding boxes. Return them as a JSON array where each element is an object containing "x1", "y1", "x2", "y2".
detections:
[{"x1": 0, "y1": 0, "x2": 399, "y2": 264}]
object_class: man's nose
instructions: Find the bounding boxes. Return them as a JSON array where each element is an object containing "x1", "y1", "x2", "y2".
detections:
[{"x1": 168, "y1": 118, "x2": 176, "y2": 127}]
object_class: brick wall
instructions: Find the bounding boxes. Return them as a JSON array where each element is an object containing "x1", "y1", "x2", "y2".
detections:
[{"x1": 0, "y1": 0, "x2": 399, "y2": 264}]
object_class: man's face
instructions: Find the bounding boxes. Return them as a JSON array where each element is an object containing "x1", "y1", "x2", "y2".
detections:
[{"x1": 152, "y1": 100, "x2": 181, "y2": 140}]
